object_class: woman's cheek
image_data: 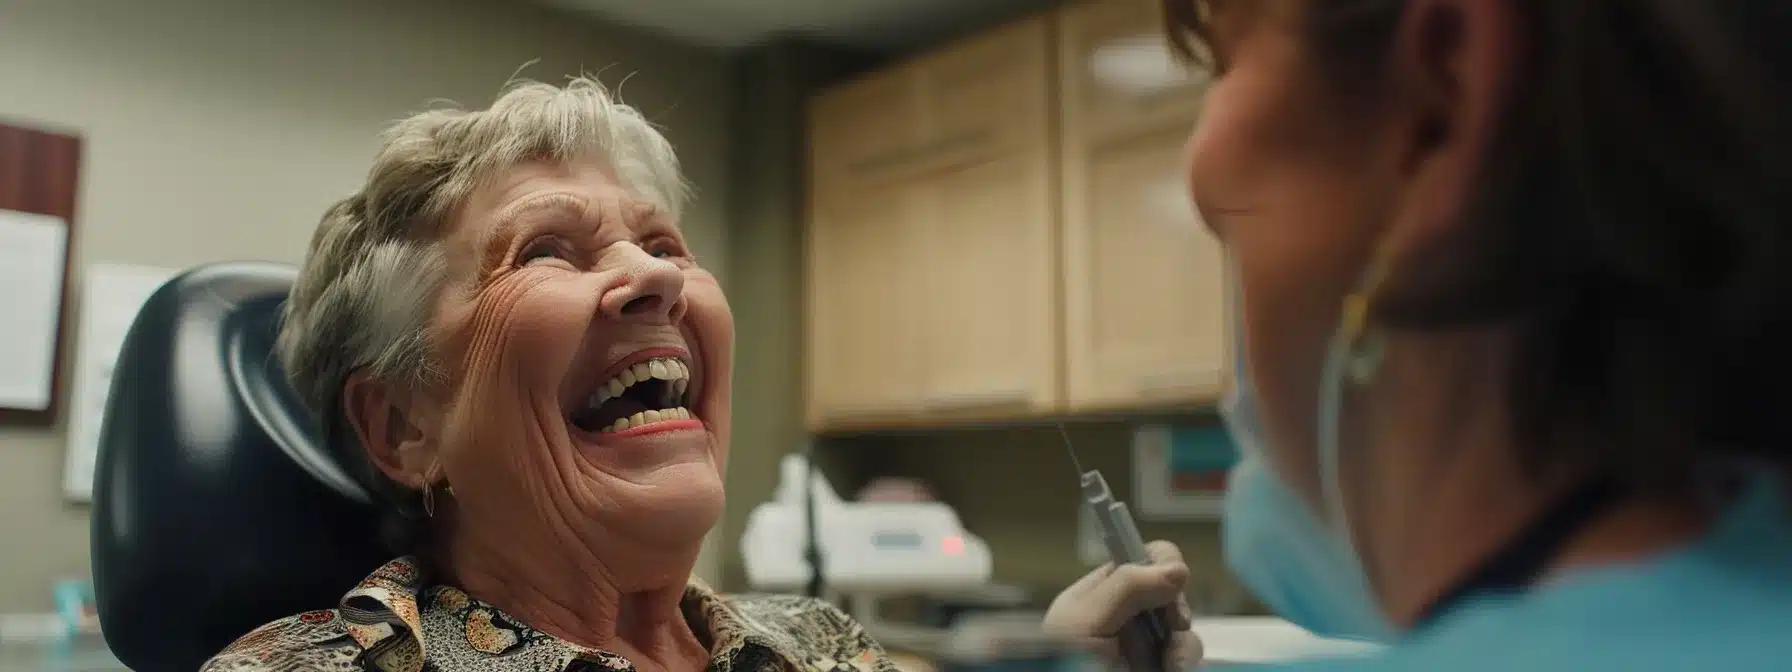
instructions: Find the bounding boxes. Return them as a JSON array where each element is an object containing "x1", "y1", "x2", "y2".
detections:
[{"x1": 477, "y1": 274, "x2": 599, "y2": 376}]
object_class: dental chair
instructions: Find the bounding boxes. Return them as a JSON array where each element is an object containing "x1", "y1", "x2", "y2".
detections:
[{"x1": 89, "y1": 262, "x2": 389, "y2": 672}]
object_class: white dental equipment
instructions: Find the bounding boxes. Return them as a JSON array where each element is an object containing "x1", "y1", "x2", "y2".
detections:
[
  {"x1": 742, "y1": 452, "x2": 1002, "y2": 652},
  {"x1": 741, "y1": 453, "x2": 993, "y2": 594}
]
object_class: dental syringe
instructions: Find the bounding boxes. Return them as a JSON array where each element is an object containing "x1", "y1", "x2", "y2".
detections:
[{"x1": 1058, "y1": 424, "x2": 1173, "y2": 672}]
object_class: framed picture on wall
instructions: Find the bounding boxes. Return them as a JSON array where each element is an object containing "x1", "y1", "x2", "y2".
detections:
[
  {"x1": 1131, "y1": 424, "x2": 1238, "y2": 520},
  {"x1": 0, "y1": 122, "x2": 81, "y2": 427}
]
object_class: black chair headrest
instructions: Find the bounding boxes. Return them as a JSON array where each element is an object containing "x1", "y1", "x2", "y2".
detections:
[{"x1": 91, "y1": 261, "x2": 389, "y2": 672}]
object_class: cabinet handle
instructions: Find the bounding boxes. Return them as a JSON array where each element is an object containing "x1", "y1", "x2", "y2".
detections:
[
  {"x1": 1135, "y1": 370, "x2": 1222, "y2": 395},
  {"x1": 921, "y1": 387, "x2": 1033, "y2": 411}
]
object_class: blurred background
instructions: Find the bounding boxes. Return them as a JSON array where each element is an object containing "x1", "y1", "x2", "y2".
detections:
[{"x1": 0, "y1": 0, "x2": 1245, "y2": 666}]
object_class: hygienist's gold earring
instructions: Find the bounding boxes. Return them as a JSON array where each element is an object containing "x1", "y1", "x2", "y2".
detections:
[
  {"x1": 1315, "y1": 235, "x2": 1400, "y2": 539},
  {"x1": 1343, "y1": 302, "x2": 1386, "y2": 385},
  {"x1": 1339, "y1": 238, "x2": 1399, "y2": 385}
]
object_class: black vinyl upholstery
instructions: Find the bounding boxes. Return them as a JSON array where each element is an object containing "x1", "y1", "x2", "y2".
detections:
[{"x1": 90, "y1": 262, "x2": 388, "y2": 672}]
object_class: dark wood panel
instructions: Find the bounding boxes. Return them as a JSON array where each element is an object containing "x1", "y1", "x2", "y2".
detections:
[{"x1": 0, "y1": 122, "x2": 83, "y2": 426}]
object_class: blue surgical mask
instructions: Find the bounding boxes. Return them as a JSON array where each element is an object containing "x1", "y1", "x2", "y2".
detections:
[{"x1": 1219, "y1": 276, "x2": 1393, "y2": 642}]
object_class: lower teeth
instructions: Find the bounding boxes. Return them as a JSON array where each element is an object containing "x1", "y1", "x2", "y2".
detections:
[{"x1": 600, "y1": 407, "x2": 694, "y2": 433}]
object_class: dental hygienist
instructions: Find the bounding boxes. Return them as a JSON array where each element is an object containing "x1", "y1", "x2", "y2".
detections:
[{"x1": 1045, "y1": 0, "x2": 1792, "y2": 669}]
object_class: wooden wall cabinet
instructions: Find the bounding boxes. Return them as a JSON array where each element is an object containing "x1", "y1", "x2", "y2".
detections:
[
  {"x1": 804, "y1": 0, "x2": 1221, "y2": 431},
  {"x1": 806, "y1": 17, "x2": 1061, "y2": 431},
  {"x1": 1057, "y1": 0, "x2": 1227, "y2": 412}
]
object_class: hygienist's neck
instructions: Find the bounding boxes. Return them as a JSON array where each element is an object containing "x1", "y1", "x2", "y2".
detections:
[
  {"x1": 442, "y1": 525, "x2": 707, "y2": 666},
  {"x1": 1361, "y1": 329, "x2": 1711, "y2": 629}
]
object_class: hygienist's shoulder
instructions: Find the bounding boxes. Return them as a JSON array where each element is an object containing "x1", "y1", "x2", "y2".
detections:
[
  {"x1": 1248, "y1": 583, "x2": 1792, "y2": 672},
  {"x1": 1254, "y1": 623, "x2": 1792, "y2": 672}
]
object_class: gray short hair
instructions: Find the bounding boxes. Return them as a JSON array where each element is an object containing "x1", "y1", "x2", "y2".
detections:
[{"x1": 278, "y1": 76, "x2": 689, "y2": 508}]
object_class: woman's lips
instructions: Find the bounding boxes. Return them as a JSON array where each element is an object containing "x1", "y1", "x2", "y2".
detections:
[
  {"x1": 567, "y1": 407, "x2": 707, "y2": 445},
  {"x1": 597, "y1": 418, "x2": 704, "y2": 440}
]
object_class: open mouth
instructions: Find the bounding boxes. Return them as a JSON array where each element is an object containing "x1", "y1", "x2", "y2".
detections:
[{"x1": 570, "y1": 356, "x2": 695, "y2": 434}]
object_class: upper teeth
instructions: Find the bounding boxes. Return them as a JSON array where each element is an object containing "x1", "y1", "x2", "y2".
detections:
[{"x1": 590, "y1": 357, "x2": 691, "y2": 409}]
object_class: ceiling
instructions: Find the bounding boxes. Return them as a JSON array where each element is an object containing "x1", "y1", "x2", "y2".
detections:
[{"x1": 536, "y1": 0, "x2": 1055, "y2": 52}]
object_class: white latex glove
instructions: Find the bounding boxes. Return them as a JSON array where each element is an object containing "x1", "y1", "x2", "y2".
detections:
[{"x1": 1043, "y1": 540, "x2": 1203, "y2": 670}]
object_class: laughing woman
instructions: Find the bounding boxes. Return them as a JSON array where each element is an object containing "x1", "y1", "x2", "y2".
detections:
[{"x1": 199, "y1": 78, "x2": 1192, "y2": 672}]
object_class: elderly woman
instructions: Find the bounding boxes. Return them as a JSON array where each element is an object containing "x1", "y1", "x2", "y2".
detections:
[
  {"x1": 201, "y1": 78, "x2": 1189, "y2": 672},
  {"x1": 1043, "y1": 0, "x2": 1792, "y2": 670}
]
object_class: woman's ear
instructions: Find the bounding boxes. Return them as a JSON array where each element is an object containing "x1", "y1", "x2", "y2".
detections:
[
  {"x1": 342, "y1": 371, "x2": 441, "y2": 487},
  {"x1": 1385, "y1": 0, "x2": 1519, "y2": 252}
]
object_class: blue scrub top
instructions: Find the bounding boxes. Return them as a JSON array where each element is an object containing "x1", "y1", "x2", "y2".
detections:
[{"x1": 1243, "y1": 476, "x2": 1792, "y2": 671}]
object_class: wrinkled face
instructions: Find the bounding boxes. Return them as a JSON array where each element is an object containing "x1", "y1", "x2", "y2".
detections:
[{"x1": 425, "y1": 158, "x2": 732, "y2": 551}]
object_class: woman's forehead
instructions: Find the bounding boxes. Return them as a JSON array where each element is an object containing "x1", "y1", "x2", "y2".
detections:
[
  {"x1": 454, "y1": 162, "x2": 638, "y2": 229},
  {"x1": 484, "y1": 160, "x2": 625, "y2": 208}
]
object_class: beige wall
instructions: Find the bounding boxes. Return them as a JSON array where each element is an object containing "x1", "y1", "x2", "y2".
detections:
[{"x1": 0, "y1": 0, "x2": 733, "y2": 612}]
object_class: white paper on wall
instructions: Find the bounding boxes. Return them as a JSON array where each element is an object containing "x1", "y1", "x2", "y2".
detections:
[
  {"x1": 0, "y1": 210, "x2": 70, "y2": 412},
  {"x1": 63, "y1": 263, "x2": 178, "y2": 502}
]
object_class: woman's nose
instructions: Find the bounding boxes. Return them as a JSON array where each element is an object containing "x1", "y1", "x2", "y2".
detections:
[{"x1": 598, "y1": 244, "x2": 687, "y2": 324}]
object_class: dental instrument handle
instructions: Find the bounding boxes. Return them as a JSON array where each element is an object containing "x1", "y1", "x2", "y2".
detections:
[{"x1": 1083, "y1": 471, "x2": 1174, "y2": 672}]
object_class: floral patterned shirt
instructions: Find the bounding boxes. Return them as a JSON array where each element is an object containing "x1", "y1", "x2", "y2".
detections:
[{"x1": 200, "y1": 557, "x2": 895, "y2": 672}]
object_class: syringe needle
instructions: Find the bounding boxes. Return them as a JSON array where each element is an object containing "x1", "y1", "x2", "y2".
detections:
[{"x1": 1057, "y1": 423, "x2": 1086, "y2": 476}]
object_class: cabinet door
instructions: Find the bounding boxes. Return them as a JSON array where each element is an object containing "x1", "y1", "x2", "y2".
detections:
[
  {"x1": 912, "y1": 16, "x2": 1053, "y2": 172},
  {"x1": 810, "y1": 67, "x2": 925, "y2": 193},
  {"x1": 806, "y1": 14, "x2": 1061, "y2": 429},
  {"x1": 806, "y1": 183, "x2": 929, "y2": 429},
  {"x1": 1060, "y1": 0, "x2": 1225, "y2": 411},
  {"x1": 919, "y1": 150, "x2": 1061, "y2": 419},
  {"x1": 1063, "y1": 130, "x2": 1226, "y2": 411},
  {"x1": 909, "y1": 14, "x2": 1061, "y2": 419}
]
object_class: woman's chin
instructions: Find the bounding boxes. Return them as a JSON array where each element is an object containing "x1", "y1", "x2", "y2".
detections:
[{"x1": 598, "y1": 464, "x2": 727, "y2": 546}]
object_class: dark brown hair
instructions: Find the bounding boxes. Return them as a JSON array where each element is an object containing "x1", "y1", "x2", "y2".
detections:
[{"x1": 1165, "y1": 0, "x2": 1792, "y2": 495}]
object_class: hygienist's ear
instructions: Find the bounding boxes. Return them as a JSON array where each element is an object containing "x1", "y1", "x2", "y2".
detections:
[
  {"x1": 342, "y1": 371, "x2": 443, "y2": 486},
  {"x1": 1383, "y1": 0, "x2": 1518, "y2": 259}
]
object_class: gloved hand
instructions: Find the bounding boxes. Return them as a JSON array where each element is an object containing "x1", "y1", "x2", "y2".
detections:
[{"x1": 1043, "y1": 540, "x2": 1203, "y2": 669}]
